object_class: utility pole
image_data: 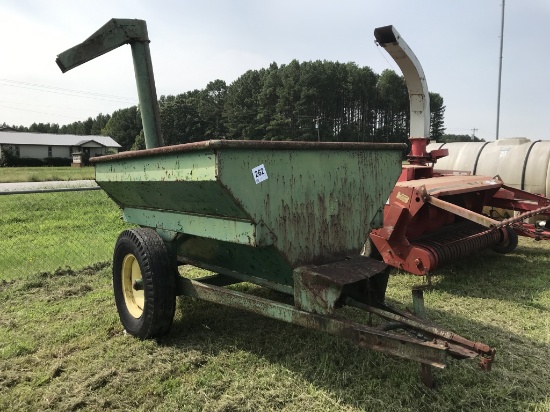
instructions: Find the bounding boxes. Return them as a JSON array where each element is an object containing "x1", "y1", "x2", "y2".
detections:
[
  {"x1": 471, "y1": 128, "x2": 478, "y2": 141},
  {"x1": 496, "y1": 0, "x2": 506, "y2": 141},
  {"x1": 314, "y1": 117, "x2": 320, "y2": 142}
]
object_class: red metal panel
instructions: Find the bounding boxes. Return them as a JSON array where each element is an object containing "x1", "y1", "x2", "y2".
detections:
[{"x1": 395, "y1": 175, "x2": 503, "y2": 197}]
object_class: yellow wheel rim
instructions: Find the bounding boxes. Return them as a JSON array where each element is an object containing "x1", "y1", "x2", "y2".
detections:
[{"x1": 121, "y1": 253, "x2": 144, "y2": 318}]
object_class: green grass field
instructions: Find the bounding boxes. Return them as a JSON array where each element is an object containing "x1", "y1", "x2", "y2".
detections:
[
  {"x1": 0, "y1": 169, "x2": 549, "y2": 410},
  {"x1": 0, "y1": 190, "x2": 131, "y2": 280},
  {"x1": 0, "y1": 166, "x2": 94, "y2": 183}
]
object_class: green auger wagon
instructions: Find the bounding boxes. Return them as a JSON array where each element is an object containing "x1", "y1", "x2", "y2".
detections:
[{"x1": 57, "y1": 18, "x2": 495, "y2": 386}]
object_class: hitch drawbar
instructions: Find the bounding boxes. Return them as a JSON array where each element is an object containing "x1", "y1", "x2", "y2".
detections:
[{"x1": 179, "y1": 257, "x2": 495, "y2": 372}]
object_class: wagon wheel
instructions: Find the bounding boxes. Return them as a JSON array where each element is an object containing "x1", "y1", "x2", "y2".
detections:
[
  {"x1": 113, "y1": 228, "x2": 176, "y2": 339},
  {"x1": 492, "y1": 226, "x2": 518, "y2": 254}
]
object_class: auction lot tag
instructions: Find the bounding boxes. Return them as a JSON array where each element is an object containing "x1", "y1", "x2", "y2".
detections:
[{"x1": 252, "y1": 164, "x2": 268, "y2": 184}]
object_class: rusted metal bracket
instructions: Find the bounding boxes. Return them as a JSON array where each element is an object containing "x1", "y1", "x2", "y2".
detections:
[
  {"x1": 175, "y1": 273, "x2": 497, "y2": 373},
  {"x1": 293, "y1": 257, "x2": 388, "y2": 315}
]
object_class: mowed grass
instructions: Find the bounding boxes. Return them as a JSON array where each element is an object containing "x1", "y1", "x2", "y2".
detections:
[
  {"x1": 1, "y1": 243, "x2": 549, "y2": 411},
  {"x1": 0, "y1": 190, "x2": 131, "y2": 280},
  {"x1": 0, "y1": 166, "x2": 94, "y2": 183},
  {"x1": 0, "y1": 190, "x2": 549, "y2": 410}
]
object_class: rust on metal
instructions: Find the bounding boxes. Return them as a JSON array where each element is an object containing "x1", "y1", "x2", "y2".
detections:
[
  {"x1": 493, "y1": 205, "x2": 550, "y2": 229},
  {"x1": 63, "y1": 18, "x2": 501, "y2": 386},
  {"x1": 91, "y1": 139, "x2": 407, "y2": 163},
  {"x1": 295, "y1": 256, "x2": 387, "y2": 287},
  {"x1": 479, "y1": 349, "x2": 496, "y2": 371}
]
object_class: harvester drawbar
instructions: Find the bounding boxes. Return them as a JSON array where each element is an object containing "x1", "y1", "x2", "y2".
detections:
[{"x1": 57, "y1": 19, "x2": 497, "y2": 387}]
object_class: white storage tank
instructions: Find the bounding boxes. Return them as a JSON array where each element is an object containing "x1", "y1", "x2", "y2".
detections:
[{"x1": 427, "y1": 138, "x2": 550, "y2": 196}]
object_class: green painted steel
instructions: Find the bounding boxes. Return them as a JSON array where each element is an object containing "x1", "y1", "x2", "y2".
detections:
[
  {"x1": 60, "y1": 20, "x2": 493, "y2": 375},
  {"x1": 123, "y1": 207, "x2": 276, "y2": 247},
  {"x1": 130, "y1": 39, "x2": 164, "y2": 149},
  {"x1": 215, "y1": 148, "x2": 398, "y2": 267},
  {"x1": 56, "y1": 19, "x2": 163, "y2": 149},
  {"x1": 177, "y1": 236, "x2": 294, "y2": 287},
  {"x1": 93, "y1": 140, "x2": 403, "y2": 285},
  {"x1": 95, "y1": 150, "x2": 249, "y2": 219}
]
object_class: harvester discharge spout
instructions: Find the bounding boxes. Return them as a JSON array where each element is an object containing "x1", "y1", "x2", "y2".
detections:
[{"x1": 375, "y1": 25, "x2": 429, "y2": 140}]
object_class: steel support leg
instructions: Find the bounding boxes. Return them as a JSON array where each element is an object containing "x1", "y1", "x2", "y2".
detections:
[{"x1": 413, "y1": 286, "x2": 434, "y2": 388}]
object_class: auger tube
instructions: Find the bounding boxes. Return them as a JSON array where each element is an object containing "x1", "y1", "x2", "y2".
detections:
[{"x1": 56, "y1": 18, "x2": 163, "y2": 149}]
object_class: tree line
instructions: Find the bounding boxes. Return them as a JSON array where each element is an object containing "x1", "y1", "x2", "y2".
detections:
[
  {"x1": 5, "y1": 60, "x2": 446, "y2": 151},
  {"x1": 439, "y1": 133, "x2": 485, "y2": 143}
]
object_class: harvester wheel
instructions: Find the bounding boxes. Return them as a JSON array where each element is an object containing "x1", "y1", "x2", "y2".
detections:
[
  {"x1": 361, "y1": 238, "x2": 382, "y2": 260},
  {"x1": 113, "y1": 228, "x2": 176, "y2": 339},
  {"x1": 492, "y1": 226, "x2": 518, "y2": 254}
]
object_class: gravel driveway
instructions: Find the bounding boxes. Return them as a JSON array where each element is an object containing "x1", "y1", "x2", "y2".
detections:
[{"x1": 0, "y1": 180, "x2": 99, "y2": 194}]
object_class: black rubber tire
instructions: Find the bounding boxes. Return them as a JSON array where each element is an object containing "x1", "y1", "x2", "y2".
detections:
[
  {"x1": 113, "y1": 228, "x2": 176, "y2": 339},
  {"x1": 492, "y1": 226, "x2": 519, "y2": 254},
  {"x1": 361, "y1": 237, "x2": 382, "y2": 260}
]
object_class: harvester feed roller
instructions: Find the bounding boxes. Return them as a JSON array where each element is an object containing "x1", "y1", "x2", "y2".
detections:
[{"x1": 57, "y1": 19, "x2": 496, "y2": 386}]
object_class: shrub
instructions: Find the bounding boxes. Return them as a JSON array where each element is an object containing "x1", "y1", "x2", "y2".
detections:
[
  {"x1": 44, "y1": 157, "x2": 72, "y2": 167},
  {"x1": 0, "y1": 148, "x2": 11, "y2": 167},
  {"x1": 0, "y1": 152, "x2": 71, "y2": 167},
  {"x1": 5, "y1": 156, "x2": 44, "y2": 167}
]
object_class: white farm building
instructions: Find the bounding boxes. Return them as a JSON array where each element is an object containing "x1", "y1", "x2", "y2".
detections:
[{"x1": 0, "y1": 131, "x2": 121, "y2": 162}]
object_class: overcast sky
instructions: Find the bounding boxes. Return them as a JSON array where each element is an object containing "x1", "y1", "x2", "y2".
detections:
[{"x1": 1, "y1": 0, "x2": 549, "y2": 142}]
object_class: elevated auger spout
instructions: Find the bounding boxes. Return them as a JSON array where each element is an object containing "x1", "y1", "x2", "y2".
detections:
[{"x1": 56, "y1": 19, "x2": 163, "y2": 149}]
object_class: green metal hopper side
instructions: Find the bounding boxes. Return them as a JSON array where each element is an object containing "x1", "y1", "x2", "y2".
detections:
[{"x1": 92, "y1": 140, "x2": 404, "y2": 286}]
